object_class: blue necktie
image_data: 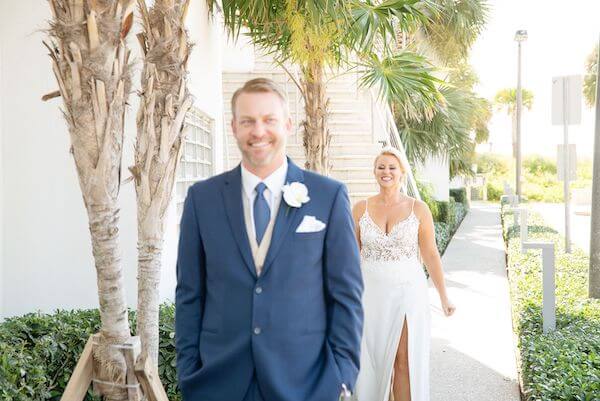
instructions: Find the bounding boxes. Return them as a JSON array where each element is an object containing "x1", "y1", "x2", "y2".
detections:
[{"x1": 253, "y1": 182, "x2": 270, "y2": 245}]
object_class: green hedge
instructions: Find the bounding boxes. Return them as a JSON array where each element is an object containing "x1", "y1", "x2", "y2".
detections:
[
  {"x1": 501, "y1": 207, "x2": 600, "y2": 400},
  {"x1": 435, "y1": 201, "x2": 466, "y2": 255},
  {"x1": 417, "y1": 181, "x2": 441, "y2": 222},
  {"x1": 0, "y1": 305, "x2": 181, "y2": 401},
  {"x1": 449, "y1": 188, "x2": 468, "y2": 208},
  {"x1": 416, "y1": 182, "x2": 468, "y2": 255}
]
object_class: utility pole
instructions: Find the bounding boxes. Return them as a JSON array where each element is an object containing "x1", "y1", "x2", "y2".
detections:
[{"x1": 590, "y1": 35, "x2": 600, "y2": 298}]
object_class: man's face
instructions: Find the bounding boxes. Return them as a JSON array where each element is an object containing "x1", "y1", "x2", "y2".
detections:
[{"x1": 231, "y1": 91, "x2": 292, "y2": 172}]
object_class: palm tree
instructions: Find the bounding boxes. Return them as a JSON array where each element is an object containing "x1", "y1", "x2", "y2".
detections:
[
  {"x1": 394, "y1": 59, "x2": 492, "y2": 176},
  {"x1": 131, "y1": 0, "x2": 193, "y2": 366},
  {"x1": 396, "y1": 84, "x2": 489, "y2": 178},
  {"x1": 391, "y1": 1, "x2": 490, "y2": 178},
  {"x1": 220, "y1": 0, "x2": 443, "y2": 174},
  {"x1": 584, "y1": 45, "x2": 598, "y2": 107},
  {"x1": 418, "y1": 0, "x2": 488, "y2": 65},
  {"x1": 494, "y1": 88, "x2": 534, "y2": 158},
  {"x1": 44, "y1": 0, "x2": 135, "y2": 398}
]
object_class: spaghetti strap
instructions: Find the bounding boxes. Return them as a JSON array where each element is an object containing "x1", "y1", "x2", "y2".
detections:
[
  {"x1": 411, "y1": 198, "x2": 416, "y2": 214},
  {"x1": 364, "y1": 198, "x2": 370, "y2": 216}
]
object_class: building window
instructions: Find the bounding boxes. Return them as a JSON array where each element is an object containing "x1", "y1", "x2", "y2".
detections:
[{"x1": 176, "y1": 107, "x2": 214, "y2": 219}]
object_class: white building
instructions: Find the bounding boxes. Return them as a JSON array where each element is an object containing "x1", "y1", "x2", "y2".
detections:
[{"x1": 0, "y1": 2, "x2": 449, "y2": 319}]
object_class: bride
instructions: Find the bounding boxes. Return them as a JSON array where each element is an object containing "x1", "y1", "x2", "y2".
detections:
[{"x1": 353, "y1": 147, "x2": 455, "y2": 401}]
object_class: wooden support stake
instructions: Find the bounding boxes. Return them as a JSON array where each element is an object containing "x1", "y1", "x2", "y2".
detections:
[
  {"x1": 135, "y1": 352, "x2": 170, "y2": 401},
  {"x1": 123, "y1": 337, "x2": 143, "y2": 401},
  {"x1": 61, "y1": 334, "x2": 170, "y2": 401},
  {"x1": 60, "y1": 335, "x2": 94, "y2": 401}
]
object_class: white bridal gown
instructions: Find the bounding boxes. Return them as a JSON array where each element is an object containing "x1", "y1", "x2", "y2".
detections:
[{"x1": 355, "y1": 200, "x2": 430, "y2": 401}]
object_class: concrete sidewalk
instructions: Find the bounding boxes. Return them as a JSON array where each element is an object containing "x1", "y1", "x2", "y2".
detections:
[{"x1": 429, "y1": 202, "x2": 521, "y2": 401}]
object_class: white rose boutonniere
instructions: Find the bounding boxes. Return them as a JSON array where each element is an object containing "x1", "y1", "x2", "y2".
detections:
[{"x1": 282, "y1": 182, "x2": 310, "y2": 211}]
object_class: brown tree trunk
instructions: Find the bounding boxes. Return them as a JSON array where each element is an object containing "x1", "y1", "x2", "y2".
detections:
[
  {"x1": 301, "y1": 61, "x2": 331, "y2": 175},
  {"x1": 133, "y1": 0, "x2": 192, "y2": 365},
  {"x1": 44, "y1": 1, "x2": 135, "y2": 398}
]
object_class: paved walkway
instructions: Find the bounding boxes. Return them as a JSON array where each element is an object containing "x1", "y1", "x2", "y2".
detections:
[{"x1": 429, "y1": 202, "x2": 521, "y2": 401}]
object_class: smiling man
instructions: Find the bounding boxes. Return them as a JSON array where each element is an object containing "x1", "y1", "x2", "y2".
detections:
[{"x1": 175, "y1": 78, "x2": 364, "y2": 401}]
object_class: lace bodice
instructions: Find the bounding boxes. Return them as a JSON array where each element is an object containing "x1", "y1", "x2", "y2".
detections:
[{"x1": 359, "y1": 201, "x2": 420, "y2": 262}]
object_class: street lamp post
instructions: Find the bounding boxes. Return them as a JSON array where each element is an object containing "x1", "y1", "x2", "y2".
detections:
[{"x1": 515, "y1": 30, "x2": 528, "y2": 200}]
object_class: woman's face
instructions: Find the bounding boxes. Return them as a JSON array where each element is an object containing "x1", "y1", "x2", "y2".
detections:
[{"x1": 374, "y1": 154, "x2": 404, "y2": 189}]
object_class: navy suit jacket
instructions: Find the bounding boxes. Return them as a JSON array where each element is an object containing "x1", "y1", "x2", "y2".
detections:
[{"x1": 175, "y1": 159, "x2": 363, "y2": 401}]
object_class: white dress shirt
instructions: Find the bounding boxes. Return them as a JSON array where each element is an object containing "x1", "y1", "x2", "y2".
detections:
[{"x1": 240, "y1": 159, "x2": 288, "y2": 245}]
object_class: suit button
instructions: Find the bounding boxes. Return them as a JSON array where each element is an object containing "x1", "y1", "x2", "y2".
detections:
[
  {"x1": 255, "y1": 286, "x2": 263, "y2": 294},
  {"x1": 254, "y1": 327, "x2": 262, "y2": 335}
]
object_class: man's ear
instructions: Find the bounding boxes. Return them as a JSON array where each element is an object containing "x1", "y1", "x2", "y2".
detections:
[{"x1": 285, "y1": 116, "x2": 293, "y2": 134}]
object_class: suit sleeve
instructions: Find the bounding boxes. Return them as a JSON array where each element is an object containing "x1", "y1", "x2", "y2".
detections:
[
  {"x1": 324, "y1": 184, "x2": 364, "y2": 391},
  {"x1": 175, "y1": 186, "x2": 206, "y2": 382}
]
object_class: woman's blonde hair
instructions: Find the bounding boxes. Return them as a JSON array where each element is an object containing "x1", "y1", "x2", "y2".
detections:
[{"x1": 374, "y1": 147, "x2": 408, "y2": 174}]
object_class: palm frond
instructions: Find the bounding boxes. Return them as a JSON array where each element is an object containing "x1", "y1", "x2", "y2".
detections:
[
  {"x1": 395, "y1": 85, "x2": 481, "y2": 177},
  {"x1": 359, "y1": 51, "x2": 444, "y2": 120},
  {"x1": 347, "y1": 0, "x2": 435, "y2": 54},
  {"x1": 420, "y1": 0, "x2": 489, "y2": 65}
]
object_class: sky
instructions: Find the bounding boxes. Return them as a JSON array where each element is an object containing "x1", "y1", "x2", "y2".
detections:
[{"x1": 470, "y1": 0, "x2": 599, "y2": 159}]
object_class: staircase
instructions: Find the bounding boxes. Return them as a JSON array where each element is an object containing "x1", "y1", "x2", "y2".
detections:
[{"x1": 222, "y1": 56, "x2": 386, "y2": 205}]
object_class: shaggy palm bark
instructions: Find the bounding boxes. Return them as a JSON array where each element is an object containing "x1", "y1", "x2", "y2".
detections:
[
  {"x1": 132, "y1": 0, "x2": 192, "y2": 365},
  {"x1": 300, "y1": 62, "x2": 330, "y2": 175},
  {"x1": 44, "y1": 0, "x2": 134, "y2": 398}
]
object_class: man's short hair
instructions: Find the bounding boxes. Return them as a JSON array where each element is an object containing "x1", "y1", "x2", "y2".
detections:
[{"x1": 231, "y1": 78, "x2": 289, "y2": 118}]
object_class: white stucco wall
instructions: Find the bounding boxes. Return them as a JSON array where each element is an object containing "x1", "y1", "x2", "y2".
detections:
[
  {"x1": 417, "y1": 156, "x2": 450, "y2": 201},
  {"x1": 0, "y1": 2, "x2": 223, "y2": 318},
  {"x1": 222, "y1": 31, "x2": 255, "y2": 73}
]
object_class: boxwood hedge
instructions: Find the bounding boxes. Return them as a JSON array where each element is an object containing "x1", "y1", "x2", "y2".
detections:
[
  {"x1": 0, "y1": 305, "x2": 181, "y2": 401},
  {"x1": 502, "y1": 207, "x2": 600, "y2": 400}
]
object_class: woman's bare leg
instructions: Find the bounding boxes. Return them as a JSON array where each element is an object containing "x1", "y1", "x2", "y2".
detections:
[{"x1": 392, "y1": 316, "x2": 410, "y2": 401}]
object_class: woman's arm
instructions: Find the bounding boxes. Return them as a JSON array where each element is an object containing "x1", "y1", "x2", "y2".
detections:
[
  {"x1": 351, "y1": 200, "x2": 366, "y2": 250},
  {"x1": 415, "y1": 200, "x2": 455, "y2": 316}
]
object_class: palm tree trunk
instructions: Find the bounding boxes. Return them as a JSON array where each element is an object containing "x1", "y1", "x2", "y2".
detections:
[
  {"x1": 301, "y1": 61, "x2": 330, "y2": 175},
  {"x1": 133, "y1": 0, "x2": 192, "y2": 365},
  {"x1": 45, "y1": 0, "x2": 135, "y2": 398}
]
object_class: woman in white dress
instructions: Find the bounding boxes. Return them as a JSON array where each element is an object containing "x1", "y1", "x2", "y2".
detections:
[{"x1": 353, "y1": 148, "x2": 455, "y2": 401}]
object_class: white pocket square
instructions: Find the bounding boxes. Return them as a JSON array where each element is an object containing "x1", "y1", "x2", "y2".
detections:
[{"x1": 295, "y1": 215, "x2": 327, "y2": 233}]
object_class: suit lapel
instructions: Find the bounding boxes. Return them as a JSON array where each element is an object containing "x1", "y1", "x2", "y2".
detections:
[
  {"x1": 222, "y1": 166, "x2": 257, "y2": 279},
  {"x1": 261, "y1": 159, "x2": 305, "y2": 277}
]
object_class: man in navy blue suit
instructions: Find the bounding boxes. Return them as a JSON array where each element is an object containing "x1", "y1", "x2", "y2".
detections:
[{"x1": 175, "y1": 78, "x2": 363, "y2": 401}]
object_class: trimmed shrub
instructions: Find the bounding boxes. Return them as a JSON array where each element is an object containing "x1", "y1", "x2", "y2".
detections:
[
  {"x1": 437, "y1": 198, "x2": 457, "y2": 227},
  {"x1": 449, "y1": 188, "x2": 468, "y2": 208},
  {"x1": 434, "y1": 222, "x2": 451, "y2": 254},
  {"x1": 0, "y1": 305, "x2": 181, "y2": 401},
  {"x1": 417, "y1": 181, "x2": 441, "y2": 222},
  {"x1": 502, "y1": 207, "x2": 600, "y2": 400}
]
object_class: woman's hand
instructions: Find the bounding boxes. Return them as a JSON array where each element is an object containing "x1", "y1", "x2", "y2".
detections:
[{"x1": 441, "y1": 297, "x2": 456, "y2": 317}]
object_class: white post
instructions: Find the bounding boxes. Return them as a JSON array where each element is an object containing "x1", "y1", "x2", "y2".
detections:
[
  {"x1": 522, "y1": 241, "x2": 556, "y2": 333},
  {"x1": 520, "y1": 208, "x2": 528, "y2": 245},
  {"x1": 563, "y1": 78, "x2": 572, "y2": 253}
]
